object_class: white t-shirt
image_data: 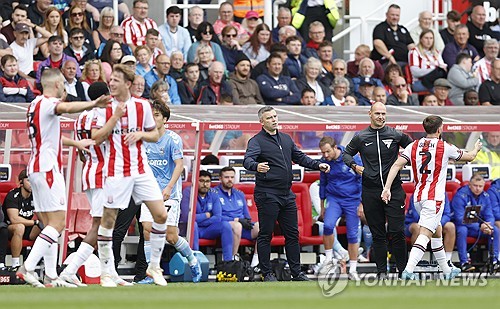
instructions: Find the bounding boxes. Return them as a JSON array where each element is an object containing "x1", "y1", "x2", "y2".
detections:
[{"x1": 10, "y1": 38, "x2": 38, "y2": 75}]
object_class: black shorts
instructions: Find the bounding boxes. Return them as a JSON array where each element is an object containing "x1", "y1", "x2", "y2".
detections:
[{"x1": 23, "y1": 225, "x2": 34, "y2": 240}]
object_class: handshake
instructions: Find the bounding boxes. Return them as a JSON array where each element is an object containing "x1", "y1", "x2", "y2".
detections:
[{"x1": 239, "y1": 218, "x2": 254, "y2": 230}]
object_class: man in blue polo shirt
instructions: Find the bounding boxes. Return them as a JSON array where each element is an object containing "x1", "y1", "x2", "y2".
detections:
[{"x1": 215, "y1": 166, "x2": 260, "y2": 268}]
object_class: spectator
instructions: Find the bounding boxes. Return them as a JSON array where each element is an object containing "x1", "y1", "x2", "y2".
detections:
[
  {"x1": 439, "y1": 10, "x2": 462, "y2": 45},
  {"x1": 382, "y1": 63, "x2": 404, "y2": 94},
  {"x1": 285, "y1": 35, "x2": 307, "y2": 80},
  {"x1": 433, "y1": 78, "x2": 454, "y2": 106},
  {"x1": 300, "y1": 88, "x2": 317, "y2": 105},
  {"x1": 143, "y1": 54, "x2": 181, "y2": 104},
  {"x1": 61, "y1": 58, "x2": 86, "y2": 101},
  {"x1": 241, "y1": 10, "x2": 262, "y2": 37},
  {"x1": 291, "y1": 0, "x2": 339, "y2": 42},
  {"x1": 479, "y1": 59, "x2": 500, "y2": 106},
  {"x1": 0, "y1": 54, "x2": 35, "y2": 103},
  {"x1": 80, "y1": 59, "x2": 106, "y2": 100},
  {"x1": 149, "y1": 79, "x2": 171, "y2": 106},
  {"x1": 1, "y1": 5, "x2": 30, "y2": 44},
  {"x1": 158, "y1": 6, "x2": 191, "y2": 59},
  {"x1": 215, "y1": 167, "x2": 260, "y2": 267},
  {"x1": 130, "y1": 74, "x2": 145, "y2": 98},
  {"x1": 316, "y1": 41, "x2": 337, "y2": 85},
  {"x1": 296, "y1": 57, "x2": 334, "y2": 105},
  {"x1": 186, "y1": 6, "x2": 204, "y2": 43},
  {"x1": 121, "y1": 0, "x2": 158, "y2": 52},
  {"x1": 242, "y1": 23, "x2": 272, "y2": 67},
  {"x1": 277, "y1": 25, "x2": 298, "y2": 45},
  {"x1": 473, "y1": 39, "x2": 500, "y2": 85},
  {"x1": 96, "y1": 25, "x2": 132, "y2": 58},
  {"x1": 474, "y1": 131, "x2": 500, "y2": 179},
  {"x1": 197, "y1": 61, "x2": 233, "y2": 105},
  {"x1": 421, "y1": 94, "x2": 439, "y2": 106},
  {"x1": 65, "y1": 4, "x2": 95, "y2": 51},
  {"x1": 169, "y1": 51, "x2": 185, "y2": 82},
  {"x1": 120, "y1": 55, "x2": 137, "y2": 75},
  {"x1": 134, "y1": 45, "x2": 152, "y2": 76},
  {"x1": 386, "y1": 76, "x2": 419, "y2": 106},
  {"x1": 467, "y1": 4, "x2": 500, "y2": 58},
  {"x1": 38, "y1": 6, "x2": 69, "y2": 59},
  {"x1": 3, "y1": 170, "x2": 41, "y2": 271},
  {"x1": 194, "y1": 44, "x2": 214, "y2": 81},
  {"x1": 410, "y1": 11, "x2": 445, "y2": 52},
  {"x1": 347, "y1": 44, "x2": 384, "y2": 80},
  {"x1": 177, "y1": 62, "x2": 201, "y2": 105},
  {"x1": 371, "y1": 4, "x2": 415, "y2": 66},
  {"x1": 271, "y1": 7, "x2": 301, "y2": 43},
  {"x1": 213, "y1": 2, "x2": 248, "y2": 45},
  {"x1": 373, "y1": 86, "x2": 387, "y2": 104},
  {"x1": 28, "y1": 0, "x2": 51, "y2": 26},
  {"x1": 448, "y1": 53, "x2": 480, "y2": 105},
  {"x1": 64, "y1": 27, "x2": 95, "y2": 70},
  {"x1": 229, "y1": 53, "x2": 263, "y2": 105},
  {"x1": 442, "y1": 24, "x2": 480, "y2": 69},
  {"x1": 452, "y1": 174, "x2": 499, "y2": 272},
  {"x1": 328, "y1": 59, "x2": 354, "y2": 92},
  {"x1": 408, "y1": 29, "x2": 447, "y2": 92},
  {"x1": 233, "y1": 0, "x2": 264, "y2": 23},
  {"x1": 92, "y1": 6, "x2": 114, "y2": 50},
  {"x1": 186, "y1": 22, "x2": 226, "y2": 68},
  {"x1": 186, "y1": 170, "x2": 234, "y2": 262},
  {"x1": 256, "y1": 53, "x2": 300, "y2": 105},
  {"x1": 352, "y1": 58, "x2": 384, "y2": 95},
  {"x1": 99, "y1": 39, "x2": 123, "y2": 67},
  {"x1": 303, "y1": 22, "x2": 336, "y2": 60},
  {"x1": 62, "y1": 0, "x2": 96, "y2": 31},
  {"x1": 36, "y1": 35, "x2": 81, "y2": 89},
  {"x1": 344, "y1": 95, "x2": 358, "y2": 106},
  {"x1": 220, "y1": 25, "x2": 244, "y2": 73},
  {"x1": 355, "y1": 77, "x2": 376, "y2": 106},
  {"x1": 463, "y1": 89, "x2": 479, "y2": 106},
  {"x1": 10, "y1": 22, "x2": 51, "y2": 79},
  {"x1": 331, "y1": 76, "x2": 349, "y2": 106},
  {"x1": 144, "y1": 29, "x2": 165, "y2": 66},
  {"x1": 250, "y1": 43, "x2": 290, "y2": 80}
]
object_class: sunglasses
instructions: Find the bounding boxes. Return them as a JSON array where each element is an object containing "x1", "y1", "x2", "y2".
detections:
[
  {"x1": 72, "y1": 36, "x2": 84, "y2": 40},
  {"x1": 202, "y1": 31, "x2": 212, "y2": 35},
  {"x1": 111, "y1": 33, "x2": 124, "y2": 36},
  {"x1": 71, "y1": 12, "x2": 83, "y2": 17},
  {"x1": 225, "y1": 34, "x2": 237, "y2": 38}
]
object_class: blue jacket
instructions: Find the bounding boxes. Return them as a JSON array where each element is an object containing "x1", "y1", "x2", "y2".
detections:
[
  {"x1": 143, "y1": 69, "x2": 181, "y2": 104},
  {"x1": 196, "y1": 79, "x2": 233, "y2": 105},
  {"x1": 158, "y1": 23, "x2": 192, "y2": 59},
  {"x1": 451, "y1": 185, "x2": 494, "y2": 230},
  {"x1": 319, "y1": 145, "x2": 362, "y2": 202},
  {"x1": 186, "y1": 41, "x2": 226, "y2": 69},
  {"x1": 214, "y1": 184, "x2": 251, "y2": 221},
  {"x1": 220, "y1": 44, "x2": 244, "y2": 73},
  {"x1": 487, "y1": 179, "x2": 500, "y2": 221},
  {"x1": 285, "y1": 54, "x2": 308, "y2": 80},
  {"x1": 181, "y1": 187, "x2": 222, "y2": 228},
  {"x1": 405, "y1": 194, "x2": 452, "y2": 227},
  {"x1": 256, "y1": 72, "x2": 301, "y2": 105}
]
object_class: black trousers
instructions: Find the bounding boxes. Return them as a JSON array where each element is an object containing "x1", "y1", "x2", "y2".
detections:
[
  {"x1": 362, "y1": 186, "x2": 407, "y2": 275},
  {"x1": 254, "y1": 191, "x2": 301, "y2": 277},
  {"x1": 112, "y1": 199, "x2": 147, "y2": 282},
  {"x1": 0, "y1": 225, "x2": 7, "y2": 265}
]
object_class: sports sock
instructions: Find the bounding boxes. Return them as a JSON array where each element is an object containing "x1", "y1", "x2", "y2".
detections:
[
  {"x1": 11, "y1": 257, "x2": 20, "y2": 267},
  {"x1": 431, "y1": 238, "x2": 451, "y2": 274},
  {"x1": 325, "y1": 249, "x2": 333, "y2": 262},
  {"x1": 64, "y1": 241, "x2": 94, "y2": 275},
  {"x1": 405, "y1": 234, "x2": 430, "y2": 273},
  {"x1": 97, "y1": 226, "x2": 114, "y2": 275},
  {"x1": 349, "y1": 260, "x2": 358, "y2": 273},
  {"x1": 144, "y1": 241, "x2": 151, "y2": 263},
  {"x1": 251, "y1": 253, "x2": 259, "y2": 267},
  {"x1": 150, "y1": 222, "x2": 167, "y2": 267},
  {"x1": 174, "y1": 237, "x2": 195, "y2": 262},
  {"x1": 24, "y1": 226, "x2": 59, "y2": 272},
  {"x1": 44, "y1": 242, "x2": 58, "y2": 279},
  {"x1": 445, "y1": 251, "x2": 452, "y2": 262}
]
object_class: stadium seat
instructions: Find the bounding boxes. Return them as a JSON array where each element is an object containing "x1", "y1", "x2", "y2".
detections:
[{"x1": 0, "y1": 182, "x2": 17, "y2": 204}]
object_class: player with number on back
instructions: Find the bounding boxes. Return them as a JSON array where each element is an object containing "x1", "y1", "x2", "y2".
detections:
[{"x1": 382, "y1": 115, "x2": 482, "y2": 280}]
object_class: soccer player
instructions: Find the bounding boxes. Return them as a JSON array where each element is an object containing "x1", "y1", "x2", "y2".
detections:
[
  {"x1": 91, "y1": 64, "x2": 168, "y2": 287},
  {"x1": 16, "y1": 68, "x2": 110, "y2": 288},
  {"x1": 382, "y1": 115, "x2": 482, "y2": 279},
  {"x1": 138, "y1": 102, "x2": 202, "y2": 284}
]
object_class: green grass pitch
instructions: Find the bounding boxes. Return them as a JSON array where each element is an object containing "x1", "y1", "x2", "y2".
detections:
[{"x1": 1, "y1": 280, "x2": 498, "y2": 309}]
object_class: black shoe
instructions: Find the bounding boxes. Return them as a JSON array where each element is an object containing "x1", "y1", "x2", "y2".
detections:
[
  {"x1": 377, "y1": 272, "x2": 388, "y2": 280},
  {"x1": 291, "y1": 272, "x2": 311, "y2": 281},
  {"x1": 492, "y1": 262, "x2": 500, "y2": 273},
  {"x1": 262, "y1": 273, "x2": 277, "y2": 282},
  {"x1": 461, "y1": 263, "x2": 475, "y2": 272}
]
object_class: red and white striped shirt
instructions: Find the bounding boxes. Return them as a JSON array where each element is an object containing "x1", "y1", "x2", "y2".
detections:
[
  {"x1": 27, "y1": 95, "x2": 62, "y2": 174},
  {"x1": 401, "y1": 138, "x2": 463, "y2": 202},
  {"x1": 92, "y1": 96, "x2": 156, "y2": 177},
  {"x1": 75, "y1": 109, "x2": 106, "y2": 190},
  {"x1": 472, "y1": 57, "x2": 497, "y2": 84},
  {"x1": 408, "y1": 47, "x2": 446, "y2": 82},
  {"x1": 121, "y1": 16, "x2": 158, "y2": 47}
]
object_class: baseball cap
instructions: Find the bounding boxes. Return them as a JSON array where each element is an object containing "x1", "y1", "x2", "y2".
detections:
[
  {"x1": 120, "y1": 55, "x2": 137, "y2": 64},
  {"x1": 360, "y1": 77, "x2": 375, "y2": 86},
  {"x1": 245, "y1": 11, "x2": 259, "y2": 20},
  {"x1": 14, "y1": 23, "x2": 30, "y2": 33},
  {"x1": 434, "y1": 78, "x2": 451, "y2": 89}
]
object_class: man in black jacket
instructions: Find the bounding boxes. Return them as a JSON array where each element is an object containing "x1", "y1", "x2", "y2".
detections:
[
  {"x1": 343, "y1": 102, "x2": 412, "y2": 279},
  {"x1": 243, "y1": 106, "x2": 330, "y2": 281}
]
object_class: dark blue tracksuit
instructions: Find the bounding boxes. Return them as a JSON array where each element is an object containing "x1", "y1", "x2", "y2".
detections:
[{"x1": 215, "y1": 185, "x2": 254, "y2": 240}]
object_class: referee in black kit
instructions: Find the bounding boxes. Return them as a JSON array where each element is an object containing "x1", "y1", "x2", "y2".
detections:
[
  {"x1": 343, "y1": 102, "x2": 412, "y2": 279},
  {"x1": 244, "y1": 106, "x2": 330, "y2": 281}
]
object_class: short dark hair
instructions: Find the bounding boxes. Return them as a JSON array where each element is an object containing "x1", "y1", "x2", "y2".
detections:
[
  {"x1": 1, "y1": 54, "x2": 17, "y2": 67},
  {"x1": 69, "y1": 27, "x2": 85, "y2": 37},
  {"x1": 146, "y1": 28, "x2": 159, "y2": 37},
  {"x1": 269, "y1": 43, "x2": 287, "y2": 54},
  {"x1": 388, "y1": 4, "x2": 400, "y2": 11},
  {"x1": 133, "y1": 0, "x2": 148, "y2": 7},
  {"x1": 199, "y1": 170, "x2": 212, "y2": 178},
  {"x1": 151, "y1": 100, "x2": 170, "y2": 120},
  {"x1": 167, "y1": 5, "x2": 182, "y2": 15},
  {"x1": 18, "y1": 169, "x2": 28, "y2": 182},
  {"x1": 195, "y1": 22, "x2": 215, "y2": 41},
  {"x1": 220, "y1": 166, "x2": 235, "y2": 177},
  {"x1": 201, "y1": 154, "x2": 219, "y2": 165},
  {"x1": 318, "y1": 40, "x2": 333, "y2": 50},
  {"x1": 422, "y1": 115, "x2": 443, "y2": 134},
  {"x1": 48, "y1": 35, "x2": 64, "y2": 44},
  {"x1": 266, "y1": 52, "x2": 283, "y2": 65},
  {"x1": 446, "y1": 10, "x2": 461, "y2": 22},
  {"x1": 285, "y1": 35, "x2": 301, "y2": 45},
  {"x1": 13, "y1": 4, "x2": 28, "y2": 16},
  {"x1": 455, "y1": 52, "x2": 471, "y2": 65},
  {"x1": 301, "y1": 87, "x2": 315, "y2": 98},
  {"x1": 319, "y1": 136, "x2": 336, "y2": 148}
]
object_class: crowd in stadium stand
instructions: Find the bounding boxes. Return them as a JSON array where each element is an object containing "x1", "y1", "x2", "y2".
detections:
[{"x1": 0, "y1": 0, "x2": 500, "y2": 276}]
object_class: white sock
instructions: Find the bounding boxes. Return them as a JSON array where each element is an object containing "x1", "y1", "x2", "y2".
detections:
[
  {"x1": 349, "y1": 260, "x2": 358, "y2": 273},
  {"x1": 251, "y1": 253, "x2": 259, "y2": 267},
  {"x1": 0, "y1": 263, "x2": 5, "y2": 268},
  {"x1": 431, "y1": 238, "x2": 451, "y2": 274},
  {"x1": 64, "y1": 242, "x2": 94, "y2": 275},
  {"x1": 144, "y1": 241, "x2": 151, "y2": 263},
  {"x1": 44, "y1": 242, "x2": 59, "y2": 279},
  {"x1": 24, "y1": 226, "x2": 59, "y2": 272},
  {"x1": 11, "y1": 257, "x2": 20, "y2": 267},
  {"x1": 405, "y1": 234, "x2": 429, "y2": 273},
  {"x1": 97, "y1": 226, "x2": 115, "y2": 275},
  {"x1": 150, "y1": 222, "x2": 167, "y2": 267},
  {"x1": 445, "y1": 251, "x2": 452, "y2": 262},
  {"x1": 325, "y1": 249, "x2": 333, "y2": 262}
]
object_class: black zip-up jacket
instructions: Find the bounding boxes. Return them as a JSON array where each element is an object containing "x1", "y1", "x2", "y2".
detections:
[
  {"x1": 343, "y1": 125, "x2": 412, "y2": 191},
  {"x1": 244, "y1": 128, "x2": 321, "y2": 195}
]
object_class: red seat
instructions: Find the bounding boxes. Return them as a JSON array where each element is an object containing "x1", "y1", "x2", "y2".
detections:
[
  {"x1": 302, "y1": 172, "x2": 320, "y2": 185},
  {"x1": 402, "y1": 182, "x2": 415, "y2": 212},
  {"x1": 68, "y1": 192, "x2": 91, "y2": 240}
]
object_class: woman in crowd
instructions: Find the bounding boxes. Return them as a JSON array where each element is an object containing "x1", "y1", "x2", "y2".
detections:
[
  {"x1": 177, "y1": 63, "x2": 202, "y2": 105},
  {"x1": 100, "y1": 39, "x2": 123, "y2": 67},
  {"x1": 240, "y1": 11, "x2": 262, "y2": 38},
  {"x1": 39, "y1": 7, "x2": 68, "y2": 58},
  {"x1": 331, "y1": 76, "x2": 350, "y2": 106},
  {"x1": 344, "y1": 95, "x2": 358, "y2": 106},
  {"x1": 80, "y1": 59, "x2": 106, "y2": 100},
  {"x1": 296, "y1": 57, "x2": 334, "y2": 105},
  {"x1": 194, "y1": 44, "x2": 215, "y2": 81},
  {"x1": 149, "y1": 80, "x2": 171, "y2": 106},
  {"x1": 382, "y1": 63, "x2": 406, "y2": 94},
  {"x1": 220, "y1": 25, "x2": 244, "y2": 72},
  {"x1": 66, "y1": 4, "x2": 95, "y2": 51},
  {"x1": 135, "y1": 45, "x2": 152, "y2": 76},
  {"x1": 0, "y1": 55, "x2": 35, "y2": 103},
  {"x1": 92, "y1": 7, "x2": 115, "y2": 50},
  {"x1": 242, "y1": 23, "x2": 272, "y2": 67},
  {"x1": 187, "y1": 22, "x2": 226, "y2": 68}
]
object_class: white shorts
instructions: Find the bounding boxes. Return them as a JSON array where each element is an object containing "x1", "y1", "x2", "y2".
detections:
[
  {"x1": 85, "y1": 188, "x2": 105, "y2": 217},
  {"x1": 414, "y1": 200, "x2": 445, "y2": 233},
  {"x1": 139, "y1": 199, "x2": 180, "y2": 227},
  {"x1": 29, "y1": 170, "x2": 66, "y2": 213},
  {"x1": 103, "y1": 173, "x2": 163, "y2": 209}
]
